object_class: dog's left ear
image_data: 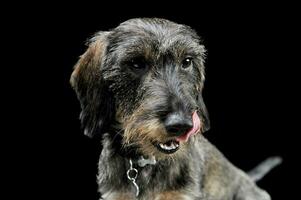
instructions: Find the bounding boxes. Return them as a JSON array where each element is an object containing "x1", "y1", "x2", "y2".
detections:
[
  {"x1": 70, "y1": 32, "x2": 113, "y2": 137},
  {"x1": 197, "y1": 94, "x2": 210, "y2": 132},
  {"x1": 195, "y1": 47, "x2": 210, "y2": 132},
  {"x1": 195, "y1": 44, "x2": 210, "y2": 132}
]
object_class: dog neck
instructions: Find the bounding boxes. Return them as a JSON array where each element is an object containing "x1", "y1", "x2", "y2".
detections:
[
  {"x1": 103, "y1": 130, "x2": 157, "y2": 196},
  {"x1": 99, "y1": 132, "x2": 198, "y2": 198},
  {"x1": 126, "y1": 156, "x2": 157, "y2": 197}
]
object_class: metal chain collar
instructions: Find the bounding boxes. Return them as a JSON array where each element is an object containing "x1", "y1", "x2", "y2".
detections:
[{"x1": 127, "y1": 159, "x2": 140, "y2": 197}]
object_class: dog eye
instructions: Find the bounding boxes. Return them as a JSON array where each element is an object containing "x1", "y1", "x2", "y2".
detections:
[
  {"x1": 129, "y1": 58, "x2": 147, "y2": 70},
  {"x1": 182, "y1": 57, "x2": 193, "y2": 69}
]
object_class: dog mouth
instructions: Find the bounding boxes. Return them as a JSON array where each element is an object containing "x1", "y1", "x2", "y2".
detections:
[
  {"x1": 152, "y1": 111, "x2": 201, "y2": 154},
  {"x1": 153, "y1": 140, "x2": 180, "y2": 154}
]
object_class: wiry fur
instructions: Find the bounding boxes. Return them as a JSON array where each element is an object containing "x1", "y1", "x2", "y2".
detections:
[{"x1": 71, "y1": 18, "x2": 278, "y2": 200}]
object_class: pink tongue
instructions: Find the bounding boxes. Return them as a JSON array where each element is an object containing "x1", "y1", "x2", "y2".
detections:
[{"x1": 176, "y1": 111, "x2": 201, "y2": 142}]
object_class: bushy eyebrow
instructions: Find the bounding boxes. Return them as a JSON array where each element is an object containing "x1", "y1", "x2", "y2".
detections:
[{"x1": 110, "y1": 32, "x2": 205, "y2": 65}]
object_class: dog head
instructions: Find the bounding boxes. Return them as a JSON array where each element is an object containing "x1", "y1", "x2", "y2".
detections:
[{"x1": 71, "y1": 18, "x2": 210, "y2": 159}]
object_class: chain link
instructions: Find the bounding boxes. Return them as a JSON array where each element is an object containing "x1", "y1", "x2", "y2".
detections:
[{"x1": 127, "y1": 159, "x2": 140, "y2": 197}]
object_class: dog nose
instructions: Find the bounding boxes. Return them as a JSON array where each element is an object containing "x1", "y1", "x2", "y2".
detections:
[{"x1": 164, "y1": 113, "x2": 193, "y2": 136}]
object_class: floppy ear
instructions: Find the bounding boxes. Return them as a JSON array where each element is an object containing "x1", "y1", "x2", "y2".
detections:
[
  {"x1": 197, "y1": 94, "x2": 210, "y2": 132},
  {"x1": 70, "y1": 32, "x2": 114, "y2": 137},
  {"x1": 195, "y1": 47, "x2": 210, "y2": 132}
]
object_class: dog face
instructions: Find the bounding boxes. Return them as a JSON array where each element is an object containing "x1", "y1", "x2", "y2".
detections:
[{"x1": 71, "y1": 18, "x2": 210, "y2": 159}]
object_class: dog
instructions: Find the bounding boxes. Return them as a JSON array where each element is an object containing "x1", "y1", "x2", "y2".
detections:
[{"x1": 70, "y1": 18, "x2": 281, "y2": 200}]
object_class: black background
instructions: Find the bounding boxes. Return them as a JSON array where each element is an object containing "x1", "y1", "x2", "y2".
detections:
[{"x1": 6, "y1": 2, "x2": 299, "y2": 200}]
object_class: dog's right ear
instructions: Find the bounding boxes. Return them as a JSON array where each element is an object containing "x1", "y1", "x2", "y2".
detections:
[{"x1": 70, "y1": 32, "x2": 113, "y2": 137}]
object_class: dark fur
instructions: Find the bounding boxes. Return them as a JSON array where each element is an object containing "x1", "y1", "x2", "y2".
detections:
[{"x1": 71, "y1": 18, "x2": 272, "y2": 200}]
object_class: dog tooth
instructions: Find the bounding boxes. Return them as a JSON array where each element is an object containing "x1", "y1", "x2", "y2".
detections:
[
  {"x1": 170, "y1": 143, "x2": 176, "y2": 149},
  {"x1": 162, "y1": 144, "x2": 169, "y2": 150},
  {"x1": 173, "y1": 142, "x2": 179, "y2": 148},
  {"x1": 159, "y1": 142, "x2": 178, "y2": 151}
]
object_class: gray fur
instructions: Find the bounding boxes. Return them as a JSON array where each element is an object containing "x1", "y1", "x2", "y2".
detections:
[
  {"x1": 71, "y1": 18, "x2": 278, "y2": 200},
  {"x1": 248, "y1": 157, "x2": 282, "y2": 182}
]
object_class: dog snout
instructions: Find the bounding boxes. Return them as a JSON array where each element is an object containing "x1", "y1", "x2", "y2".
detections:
[{"x1": 164, "y1": 112, "x2": 193, "y2": 137}]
